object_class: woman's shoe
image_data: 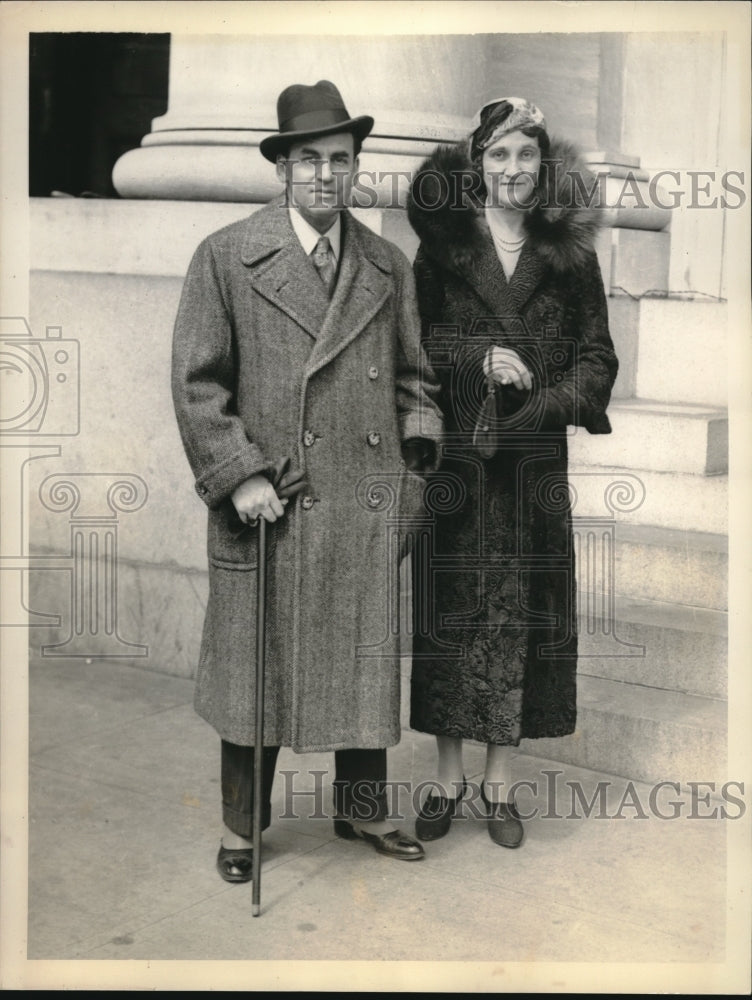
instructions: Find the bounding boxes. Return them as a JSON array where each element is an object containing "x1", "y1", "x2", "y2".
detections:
[
  {"x1": 216, "y1": 843, "x2": 254, "y2": 883},
  {"x1": 415, "y1": 776, "x2": 467, "y2": 842},
  {"x1": 481, "y1": 784, "x2": 524, "y2": 849}
]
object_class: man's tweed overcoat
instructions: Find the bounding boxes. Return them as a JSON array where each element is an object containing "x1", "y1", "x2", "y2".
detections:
[{"x1": 172, "y1": 200, "x2": 443, "y2": 752}]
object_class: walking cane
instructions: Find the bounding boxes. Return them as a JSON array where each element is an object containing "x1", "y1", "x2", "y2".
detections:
[
  {"x1": 252, "y1": 515, "x2": 267, "y2": 917},
  {"x1": 249, "y1": 461, "x2": 305, "y2": 917}
]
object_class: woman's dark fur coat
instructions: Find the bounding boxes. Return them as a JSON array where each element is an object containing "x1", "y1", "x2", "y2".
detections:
[{"x1": 407, "y1": 139, "x2": 619, "y2": 745}]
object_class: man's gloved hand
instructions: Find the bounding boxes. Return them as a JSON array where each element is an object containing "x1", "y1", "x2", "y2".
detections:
[{"x1": 401, "y1": 437, "x2": 436, "y2": 475}]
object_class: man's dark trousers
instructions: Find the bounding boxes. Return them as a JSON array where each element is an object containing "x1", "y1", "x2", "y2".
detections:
[{"x1": 221, "y1": 741, "x2": 389, "y2": 836}]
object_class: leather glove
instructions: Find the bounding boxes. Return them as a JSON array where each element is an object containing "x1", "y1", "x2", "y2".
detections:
[
  {"x1": 269, "y1": 456, "x2": 307, "y2": 499},
  {"x1": 402, "y1": 437, "x2": 436, "y2": 475}
]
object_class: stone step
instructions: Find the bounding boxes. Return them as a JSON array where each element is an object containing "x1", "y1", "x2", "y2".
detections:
[
  {"x1": 399, "y1": 661, "x2": 727, "y2": 790},
  {"x1": 594, "y1": 228, "x2": 670, "y2": 301},
  {"x1": 577, "y1": 593, "x2": 727, "y2": 700},
  {"x1": 516, "y1": 673, "x2": 727, "y2": 789},
  {"x1": 400, "y1": 521, "x2": 728, "y2": 632},
  {"x1": 567, "y1": 465, "x2": 727, "y2": 534},
  {"x1": 606, "y1": 523, "x2": 727, "y2": 611},
  {"x1": 606, "y1": 296, "x2": 641, "y2": 400},
  {"x1": 400, "y1": 586, "x2": 727, "y2": 704},
  {"x1": 635, "y1": 300, "x2": 728, "y2": 408},
  {"x1": 588, "y1": 297, "x2": 726, "y2": 407},
  {"x1": 568, "y1": 399, "x2": 728, "y2": 475}
]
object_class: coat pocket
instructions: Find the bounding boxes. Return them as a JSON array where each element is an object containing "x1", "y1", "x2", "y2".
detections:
[
  {"x1": 207, "y1": 500, "x2": 279, "y2": 568},
  {"x1": 198, "y1": 562, "x2": 258, "y2": 686},
  {"x1": 209, "y1": 556, "x2": 257, "y2": 571}
]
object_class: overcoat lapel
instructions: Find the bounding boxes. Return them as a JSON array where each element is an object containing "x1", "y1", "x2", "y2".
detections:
[
  {"x1": 505, "y1": 243, "x2": 547, "y2": 314},
  {"x1": 240, "y1": 201, "x2": 330, "y2": 340},
  {"x1": 304, "y1": 212, "x2": 392, "y2": 378},
  {"x1": 463, "y1": 229, "x2": 547, "y2": 337}
]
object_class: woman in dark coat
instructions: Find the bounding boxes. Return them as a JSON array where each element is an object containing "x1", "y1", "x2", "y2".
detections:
[{"x1": 406, "y1": 97, "x2": 618, "y2": 848}]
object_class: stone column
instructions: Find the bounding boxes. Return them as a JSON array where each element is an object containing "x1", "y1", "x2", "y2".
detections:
[
  {"x1": 113, "y1": 34, "x2": 471, "y2": 206},
  {"x1": 111, "y1": 32, "x2": 674, "y2": 397},
  {"x1": 587, "y1": 34, "x2": 672, "y2": 299},
  {"x1": 112, "y1": 34, "x2": 668, "y2": 226}
]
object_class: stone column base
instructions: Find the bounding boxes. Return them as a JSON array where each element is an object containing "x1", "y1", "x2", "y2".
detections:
[
  {"x1": 113, "y1": 128, "x2": 462, "y2": 207},
  {"x1": 114, "y1": 132, "x2": 671, "y2": 234}
]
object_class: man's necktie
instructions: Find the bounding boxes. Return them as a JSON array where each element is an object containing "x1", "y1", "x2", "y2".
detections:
[{"x1": 311, "y1": 236, "x2": 336, "y2": 296}]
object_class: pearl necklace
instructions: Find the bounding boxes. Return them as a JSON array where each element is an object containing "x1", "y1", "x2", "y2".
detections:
[
  {"x1": 496, "y1": 237, "x2": 526, "y2": 252},
  {"x1": 485, "y1": 206, "x2": 527, "y2": 253},
  {"x1": 491, "y1": 232, "x2": 526, "y2": 257}
]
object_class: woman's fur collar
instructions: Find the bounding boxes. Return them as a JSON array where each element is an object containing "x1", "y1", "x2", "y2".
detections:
[{"x1": 407, "y1": 138, "x2": 603, "y2": 275}]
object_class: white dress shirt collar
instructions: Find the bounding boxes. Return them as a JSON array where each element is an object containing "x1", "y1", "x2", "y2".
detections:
[{"x1": 288, "y1": 208, "x2": 341, "y2": 261}]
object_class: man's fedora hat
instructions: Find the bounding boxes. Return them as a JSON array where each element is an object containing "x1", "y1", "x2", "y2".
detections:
[{"x1": 259, "y1": 79, "x2": 374, "y2": 162}]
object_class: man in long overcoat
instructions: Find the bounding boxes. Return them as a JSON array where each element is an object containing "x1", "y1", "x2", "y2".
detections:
[{"x1": 172, "y1": 80, "x2": 444, "y2": 881}]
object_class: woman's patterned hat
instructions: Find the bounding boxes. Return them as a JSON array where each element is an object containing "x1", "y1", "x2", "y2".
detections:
[{"x1": 471, "y1": 97, "x2": 546, "y2": 152}]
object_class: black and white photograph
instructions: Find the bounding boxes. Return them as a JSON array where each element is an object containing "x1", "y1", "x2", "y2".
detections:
[{"x1": 1, "y1": 0, "x2": 750, "y2": 992}]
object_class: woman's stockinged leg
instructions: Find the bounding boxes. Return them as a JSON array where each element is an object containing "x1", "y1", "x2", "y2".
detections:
[
  {"x1": 436, "y1": 735, "x2": 465, "y2": 796},
  {"x1": 483, "y1": 743, "x2": 513, "y2": 803},
  {"x1": 414, "y1": 735, "x2": 467, "y2": 842}
]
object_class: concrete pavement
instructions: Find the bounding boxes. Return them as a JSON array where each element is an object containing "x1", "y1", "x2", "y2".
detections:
[{"x1": 20, "y1": 655, "x2": 743, "y2": 991}]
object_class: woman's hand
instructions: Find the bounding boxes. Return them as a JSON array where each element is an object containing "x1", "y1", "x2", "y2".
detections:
[
  {"x1": 231, "y1": 473, "x2": 287, "y2": 524},
  {"x1": 485, "y1": 346, "x2": 534, "y2": 391}
]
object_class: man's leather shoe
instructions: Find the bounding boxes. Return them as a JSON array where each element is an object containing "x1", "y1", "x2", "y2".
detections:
[
  {"x1": 481, "y1": 785, "x2": 524, "y2": 849},
  {"x1": 415, "y1": 777, "x2": 467, "y2": 842},
  {"x1": 216, "y1": 843, "x2": 254, "y2": 882},
  {"x1": 334, "y1": 819, "x2": 425, "y2": 861}
]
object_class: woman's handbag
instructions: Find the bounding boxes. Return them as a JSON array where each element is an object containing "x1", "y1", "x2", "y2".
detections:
[{"x1": 472, "y1": 377, "x2": 500, "y2": 459}]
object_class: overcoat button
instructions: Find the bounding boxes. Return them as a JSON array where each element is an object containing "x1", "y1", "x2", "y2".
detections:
[
  {"x1": 367, "y1": 431, "x2": 381, "y2": 447},
  {"x1": 302, "y1": 430, "x2": 316, "y2": 447},
  {"x1": 368, "y1": 365, "x2": 379, "y2": 380},
  {"x1": 301, "y1": 495, "x2": 315, "y2": 511}
]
